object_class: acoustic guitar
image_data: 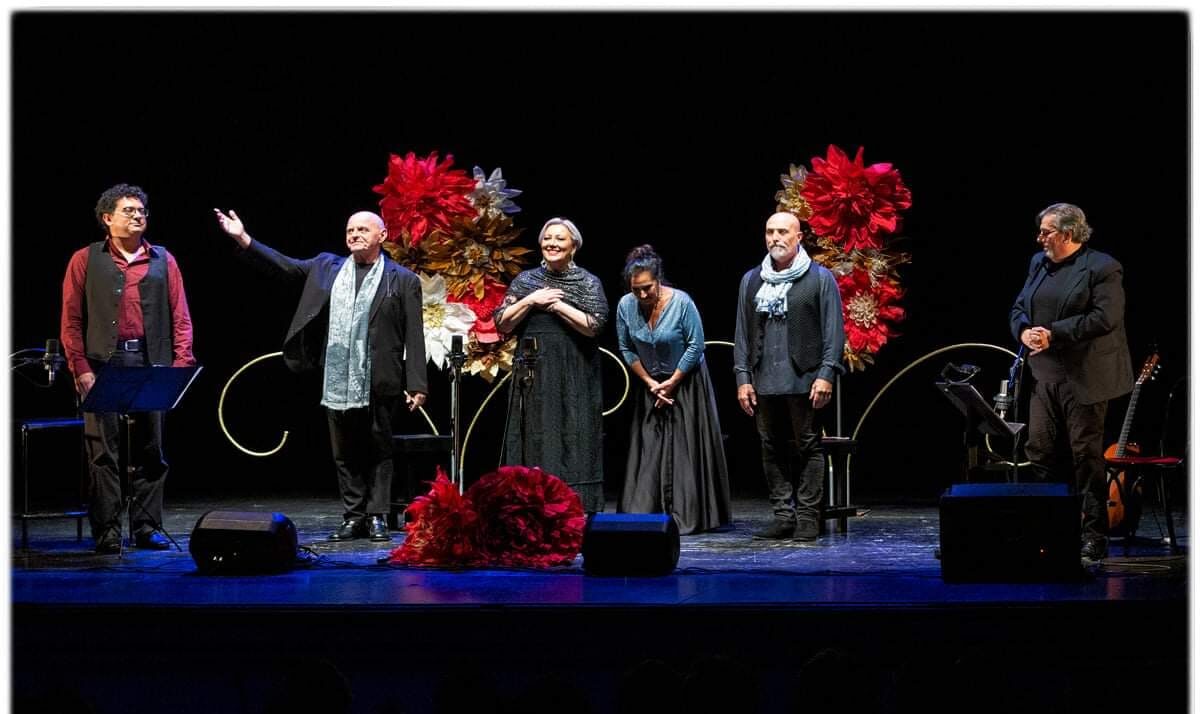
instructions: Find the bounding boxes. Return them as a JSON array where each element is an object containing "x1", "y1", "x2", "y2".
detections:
[{"x1": 1105, "y1": 352, "x2": 1160, "y2": 535}]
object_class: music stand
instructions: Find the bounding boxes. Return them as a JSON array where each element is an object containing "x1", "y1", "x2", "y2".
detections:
[
  {"x1": 936, "y1": 381, "x2": 1025, "y2": 482},
  {"x1": 81, "y1": 364, "x2": 203, "y2": 555}
]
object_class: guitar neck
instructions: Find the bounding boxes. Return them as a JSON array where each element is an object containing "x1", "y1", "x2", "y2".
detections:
[{"x1": 1114, "y1": 385, "x2": 1142, "y2": 457}]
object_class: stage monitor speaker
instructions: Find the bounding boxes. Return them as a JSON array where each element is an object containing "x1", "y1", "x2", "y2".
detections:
[
  {"x1": 939, "y1": 482, "x2": 1081, "y2": 582},
  {"x1": 582, "y1": 513, "x2": 680, "y2": 576},
  {"x1": 189, "y1": 510, "x2": 298, "y2": 574}
]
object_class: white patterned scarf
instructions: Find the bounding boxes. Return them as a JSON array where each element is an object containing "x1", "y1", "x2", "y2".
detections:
[
  {"x1": 754, "y1": 246, "x2": 812, "y2": 318},
  {"x1": 322, "y1": 257, "x2": 384, "y2": 410}
]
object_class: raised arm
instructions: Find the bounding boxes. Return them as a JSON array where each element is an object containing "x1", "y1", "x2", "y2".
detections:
[{"x1": 213, "y1": 208, "x2": 311, "y2": 281}]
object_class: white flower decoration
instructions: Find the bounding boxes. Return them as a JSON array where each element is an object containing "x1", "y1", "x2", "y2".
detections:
[{"x1": 419, "y1": 272, "x2": 476, "y2": 370}]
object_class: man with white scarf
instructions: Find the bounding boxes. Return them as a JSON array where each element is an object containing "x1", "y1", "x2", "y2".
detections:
[
  {"x1": 734, "y1": 212, "x2": 845, "y2": 542},
  {"x1": 214, "y1": 208, "x2": 428, "y2": 543}
]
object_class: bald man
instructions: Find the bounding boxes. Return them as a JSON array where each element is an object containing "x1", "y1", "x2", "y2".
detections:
[
  {"x1": 733, "y1": 212, "x2": 845, "y2": 542},
  {"x1": 216, "y1": 209, "x2": 427, "y2": 542}
]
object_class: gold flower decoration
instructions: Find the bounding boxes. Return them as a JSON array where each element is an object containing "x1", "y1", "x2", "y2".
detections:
[
  {"x1": 774, "y1": 163, "x2": 814, "y2": 222},
  {"x1": 465, "y1": 334, "x2": 518, "y2": 383},
  {"x1": 423, "y1": 213, "x2": 532, "y2": 300}
]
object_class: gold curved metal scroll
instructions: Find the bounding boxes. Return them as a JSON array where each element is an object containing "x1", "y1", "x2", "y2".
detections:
[
  {"x1": 599, "y1": 347, "x2": 631, "y2": 417},
  {"x1": 849, "y1": 343, "x2": 1027, "y2": 477},
  {"x1": 218, "y1": 352, "x2": 290, "y2": 456},
  {"x1": 220, "y1": 351, "x2": 439, "y2": 457}
]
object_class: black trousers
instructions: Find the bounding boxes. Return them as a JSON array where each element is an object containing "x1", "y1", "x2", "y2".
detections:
[
  {"x1": 327, "y1": 397, "x2": 398, "y2": 520},
  {"x1": 83, "y1": 350, "x2": 168, "y2": 542},
  {"x1": 1025, "y1": 380, "x2": 1109, "y2": 544},
  {"x1": 755, "y1": 393, "x2": 824, "y2": 524}
]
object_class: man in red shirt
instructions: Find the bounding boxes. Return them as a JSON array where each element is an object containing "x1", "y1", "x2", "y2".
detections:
[{"x1": 61, "y1": 184, "x2": 195, "y2": 553}]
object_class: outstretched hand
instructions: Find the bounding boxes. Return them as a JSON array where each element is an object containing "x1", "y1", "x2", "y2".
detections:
[{"x1": 213, "y1": 208, "x2": 251, "y2": 248}]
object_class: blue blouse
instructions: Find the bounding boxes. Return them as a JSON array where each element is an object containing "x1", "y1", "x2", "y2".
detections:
[{"x1": 616, "y1": 288, "x2": 705, "y2": 377}]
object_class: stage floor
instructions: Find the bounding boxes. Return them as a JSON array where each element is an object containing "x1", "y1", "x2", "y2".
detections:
[
  {"x1": 11, "y1": 495, "x2": 1188, "y2": 607},
  {"x1": 11, "y1": 495, "x2": 1189, "y2": 714}
]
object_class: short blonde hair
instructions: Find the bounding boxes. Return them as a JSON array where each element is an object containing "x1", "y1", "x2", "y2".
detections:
[{"x1": 540, "y1": 217, "x2": 583, "y2": 251}]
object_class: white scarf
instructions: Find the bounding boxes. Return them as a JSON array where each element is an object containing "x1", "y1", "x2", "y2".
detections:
[
  {"x1": 754, "y1": 246, "x2": 812, "y2": 318},
  {"x1": 322, "y1": 257, "x2": 384, "y2": 410}
]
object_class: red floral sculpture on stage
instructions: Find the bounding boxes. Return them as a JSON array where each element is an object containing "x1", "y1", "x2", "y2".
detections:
[
  {"x1": 389, "y1": 466, "x2": 586, "y2": 568},
  {"x1": 390, "y1": 467, "x2": 481, "y2": 566},
  {"x1": 471, "y1": 466, "x2": 587, "y2": 568},
  {"x1": 372, "y1": 151, "x2": 478, "y2": 247},
  {"x1": 776, "y1": 145, "x2": 912, "y2": 370},
  {"x1": 372, "y1": 150, "x2": 531, "y2": 381},
  {"x1": 801, "y1": 145, "x2": 912, "y2": 252}
]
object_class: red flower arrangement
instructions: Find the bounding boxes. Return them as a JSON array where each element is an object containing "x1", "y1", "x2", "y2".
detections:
[
  {"x1": 372, "y1": 150, "x2": 533, "y2": 381},
  {"x1": 390, "y1": 467, "x2": 482, "y2": 566},
  {"x1": 471, "y1": 466, "x2": 587, "y2": 568},
  {"x1": 801, "y1": 145, "x2": 912, "y2": 252},
  {"x1": 389, "y1": 465, "x2": 586, "y2": 568},
  {"x1": 838, "y1": 267, "x2": 906, "y2": 368},
  {"x1": 372, "y1": 151, "x2": 478, "y2": 247},
  {"x1": 776, "y1": 144, "x2": 912, "y2": 371}
]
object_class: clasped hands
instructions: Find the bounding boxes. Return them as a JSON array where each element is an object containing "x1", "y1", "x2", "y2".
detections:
[
  {"x1": 645, "y1": 375, "x2": 679, "y2": 409},
  {"x1": 527, "y1": 287, "x2": 565, "y2": 315},
  {"x1": 1021, "y1": 326, "x2": 1052, "y2": 355}
]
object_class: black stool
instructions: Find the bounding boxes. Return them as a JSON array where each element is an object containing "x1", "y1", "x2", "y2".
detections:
[
  {"x1": 390, "y1": 434, "x2": 454, "y2": 529},
  {"x1": 15, "y1": 417, "x2": 88, "y2": 548},
  {"x1": 819, "y1": 436, "x2": 859, "y2": 535}
]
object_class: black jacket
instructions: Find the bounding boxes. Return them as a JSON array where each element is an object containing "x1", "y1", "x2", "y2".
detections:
[
  {"x1": 1009, "y1": 246, "x2": 1132, "y2": 405},
  {"x1": 242, "y1": 239, "x2": 428, "y2": 398}
]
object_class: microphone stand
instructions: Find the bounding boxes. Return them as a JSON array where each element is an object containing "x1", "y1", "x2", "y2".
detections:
[
  {"x1": 993, "y1": 347, "x2": 1027, "y2": 483},
  {"x1": 514, "y1": 337, "x2": 539, "y2": 466},
  {"x1": 447, "y1": 336, "x2": 467, "y2": 495}
]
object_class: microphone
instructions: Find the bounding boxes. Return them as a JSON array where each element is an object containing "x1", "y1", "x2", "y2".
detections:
[
  {"x1": 449, "y1": 334, "x2": 467, "y2": 370},
  {"x1": 518, "y1": 336, "x2": 539, "y2": 388},
  {"x1": 995, "y1": 345, "x2": 1028, "y2": 418},
  {"x1": 42, "y1": 338, "x2": 63, "y2": 385},
  {"x1": 993, "y1": 379, "x2": 1012, "y2": 418}
]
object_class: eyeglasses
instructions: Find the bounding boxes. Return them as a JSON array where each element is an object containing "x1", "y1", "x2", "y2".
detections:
[
  {"x1": 1036, "y1": 228, "x2": 1058, "y2": 238},
  {"x1": 116, "y1": 207, "x2": 150, "y2": 218}
]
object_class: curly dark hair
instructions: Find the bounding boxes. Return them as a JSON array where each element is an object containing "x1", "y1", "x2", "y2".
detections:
[
  {"x1": 622, "y1": 244, "x2": 666, "y2": 286},
  {"x1": 94, "y1": 184, "x2": 149, "y2": 231}
]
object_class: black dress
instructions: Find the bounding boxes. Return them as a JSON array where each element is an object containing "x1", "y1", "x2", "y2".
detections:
[
  {"x1": 615, "y1": 291, "x2": 731, "y2": 534},
  {"x1": 496, "y1": 266, "x2": 608, "y2": 513}
]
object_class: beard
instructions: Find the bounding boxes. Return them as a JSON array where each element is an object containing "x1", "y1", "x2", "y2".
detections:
[{"x1": 769, "y1": 244, "x2": 794, "y2": 262}]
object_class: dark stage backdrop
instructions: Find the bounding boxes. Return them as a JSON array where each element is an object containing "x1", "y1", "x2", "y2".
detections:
[{"x1": 10, "y1": 11, "x2": 1188, "y2": 504}]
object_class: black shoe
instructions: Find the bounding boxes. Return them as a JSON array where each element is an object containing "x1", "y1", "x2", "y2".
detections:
[
  {"x1": 752, "y1": 521, "x2": 795, "y2": 540},
  {"x1": 367, "y1": 515, "x2": 391, "y2": 542},
  {"x1": 95, "y1": 538, "x2": 121, "y2": 554},
  {"x1": 329, "y1": 518, "x2": 366, "y2": 541},
  {"x1": 134, "y1": 532, "x2": 171, "y2": 550},
  {"x1": 792, "y1": 520, "x2": 819, "y2": 542},
  {"x1": 1081, "y1": 539, "x2": 1108, "y2": 561}
]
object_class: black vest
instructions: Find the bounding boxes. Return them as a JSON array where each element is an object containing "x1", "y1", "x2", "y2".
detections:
[
  {"x1": 742, "y1": 267, "x2": 825, "y2": 376},
  {"x1": 83, "y1": 240, "x2": 174, "y2": 366}
]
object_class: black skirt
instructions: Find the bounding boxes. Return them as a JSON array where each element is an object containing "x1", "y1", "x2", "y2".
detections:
[
  {"x1": 502, "y1": 311, "x2": 605, "y2": 513},
  {"x1": 619, "y1": 359, "x2": 732, "y2": 534}
]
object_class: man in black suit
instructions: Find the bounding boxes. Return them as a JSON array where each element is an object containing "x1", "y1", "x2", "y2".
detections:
[
  {"x1": 1010, "y1": 202, "x2": 1132, "y2": 561},
  {"x1": 215, "y1": 208, "x2": 427, "y2": 542}
]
